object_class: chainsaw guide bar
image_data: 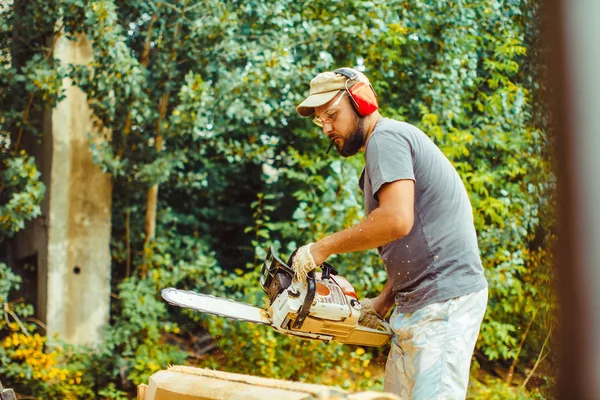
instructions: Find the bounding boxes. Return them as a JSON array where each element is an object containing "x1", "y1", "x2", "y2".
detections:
[{"x1": 161, "y1": 288, "x2": 272, "y2": 326}]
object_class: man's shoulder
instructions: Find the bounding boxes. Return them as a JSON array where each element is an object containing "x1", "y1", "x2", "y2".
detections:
[
  {"x1": 365, "y1": 120, "x2": 415, "y2": 163},
  {"x1": 369, "y1": 119, "x2": 414, "y2": 147},
  {"x1": 376, "y1": 117, "x2": 414, "y2": 130},
  {"x1": 373, "y1": 118, "x2": 425, "y2": 140}
]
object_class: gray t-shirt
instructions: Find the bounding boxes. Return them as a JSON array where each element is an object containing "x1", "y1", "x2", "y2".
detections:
[{"x1": 359, "y1": 118, "x2": 487, "y2": 313}]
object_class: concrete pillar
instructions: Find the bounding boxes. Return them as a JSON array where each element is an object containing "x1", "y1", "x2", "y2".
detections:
[{"x1": 43, "y1": 33, "x2": 112, "y2": 346}]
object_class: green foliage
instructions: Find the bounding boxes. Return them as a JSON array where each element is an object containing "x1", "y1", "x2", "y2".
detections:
[
  {"x1": 0, "y1": 261, "x2": 96, "y2": 399},
  {"x1": 469, "y1": 376, "x2": 549, "y2": 400},
  {"x1": 0, "y1": 0, "x2": 555, "y2": 397},
  {"x1": 0, "y1": 152, "x2": 46, "y2": 238},
  {"x1": 101, "y1": 277, "x2": 188, "y2": 385}
]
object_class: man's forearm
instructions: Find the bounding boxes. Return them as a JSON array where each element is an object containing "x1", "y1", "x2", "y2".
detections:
[{"x1": 311, "y1": 206, "x2": 410, "y2": 264}]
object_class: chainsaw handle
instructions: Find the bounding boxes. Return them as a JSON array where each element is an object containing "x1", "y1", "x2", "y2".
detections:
[
  {"x1": 291, "y1": 270, "x2": 316, "y2": 329},
  {"x1": 292, "y1": 263, "x2": 336, "y2": 329}
]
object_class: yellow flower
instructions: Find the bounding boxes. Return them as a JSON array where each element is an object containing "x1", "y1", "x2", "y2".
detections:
[{"x1": 355, "y1": 347, "x2": 365, "y2": 356}]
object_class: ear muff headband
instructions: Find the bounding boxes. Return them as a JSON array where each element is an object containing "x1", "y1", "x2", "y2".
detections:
[
  {"x1": 333, "y1": 68, "x2": 379, "y2": 117},
  {"x1": 334, "y1": 67, "x2": 360, "y2": 81}
]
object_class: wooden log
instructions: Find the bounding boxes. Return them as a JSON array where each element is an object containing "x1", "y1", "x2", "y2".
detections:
[
  {"x1": 137, "y1": 383, "x2": 147, "y2": 400},
  {"x1": 0, "y1": 387, "x2": 17, "y2": 400},
  {"x1": 142, "y1": 365, "x2": 400, "y2": 400}
]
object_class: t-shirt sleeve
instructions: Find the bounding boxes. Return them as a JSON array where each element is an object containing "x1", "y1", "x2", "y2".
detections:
[{"x1": 365, "y1": 133, "x2": 415, "y2": 201}]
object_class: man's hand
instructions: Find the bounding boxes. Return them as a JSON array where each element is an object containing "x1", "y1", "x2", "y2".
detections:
[
  {"x1": 291, "y1": 243, "x2": 318, "y2": 283},
  {"x1": 359, "y1": 283, "x2": 396, "y2": 329},
  {"x1": 358, "y1": 298, "x2": 384, "y2": 329}
]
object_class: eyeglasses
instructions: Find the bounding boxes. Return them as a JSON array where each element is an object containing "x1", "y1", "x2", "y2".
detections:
[{"x1": 313, "y1": 91, "x2": 346, "y2": 127}]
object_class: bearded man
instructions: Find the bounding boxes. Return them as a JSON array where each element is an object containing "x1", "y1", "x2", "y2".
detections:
[{"x1": 293, "y1": 68, "x2": 488, "y2": 400}]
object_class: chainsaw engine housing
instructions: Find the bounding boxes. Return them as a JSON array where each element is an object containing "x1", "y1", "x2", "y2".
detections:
[{"x1": 260, "y1": 247, "x2": 392, "y2": 347}]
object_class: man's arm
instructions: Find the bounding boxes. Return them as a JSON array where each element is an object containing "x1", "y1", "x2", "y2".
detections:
[{"x1": 310, "y1": 179, "x2": 415, "y2": 265}]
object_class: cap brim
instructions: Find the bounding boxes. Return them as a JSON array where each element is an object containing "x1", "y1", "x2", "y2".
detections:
[{"x1": 296, "y1": 90, "x2": 341, "y2": 117}]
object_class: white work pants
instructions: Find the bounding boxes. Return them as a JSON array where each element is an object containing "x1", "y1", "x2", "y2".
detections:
[{"x1": 384, "y1": 288, "x2": 488, "y2": 400}]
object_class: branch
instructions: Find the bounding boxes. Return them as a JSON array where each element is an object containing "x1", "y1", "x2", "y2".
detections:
[
  {"x1": 185, "y1": 2, "x2": 206, "y2": 13},
  {"x1": 4, "y1": 302, "x2": 31, "y2": 337},
  {"x1": 140, "y1": 13, "x2": 158, "y2": 67},
  {"x1": 155, "y1": 1, "x2": 196, "y2": 24},
  {"x1": 125, "y1": 207, "x2": 131, "y2": 278},
  {"x1": 14, "y1": 94, "x2": 35, "y2": 152},
  {"x1": 156, "y1": 1, "x2": 182, "y2": 14},
  {"x1": 520, "y1": 328, "x2": 553, "y2": 390},
  {"x1": 3, "y1": 304, "x2": 9, "y2": 325},
  {"x1": 25, "y1": 317, "x2": 47, "y2": 331},
  {"x1": 506, "y1": 309, "x2": 538, "y2": 385},
  {"x1": 44, "y1": 21, "x2": 65, "y2": 60},
  {"x1": 13, "y1": 35, "x2": 37, "y2": 53}
]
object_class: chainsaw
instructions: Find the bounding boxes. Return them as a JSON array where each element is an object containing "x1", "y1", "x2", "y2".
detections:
[{"x1": 161, "y1": 247, "x2": 393, "y2": 347}]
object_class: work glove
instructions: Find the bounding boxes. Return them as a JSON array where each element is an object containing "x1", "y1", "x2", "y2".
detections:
[
  {"x1": 291, "y1": 243, "x2": 318, "y2": 283},
  {"x1": 358, "y1": 298, "x2": 384, "y2": 330}
]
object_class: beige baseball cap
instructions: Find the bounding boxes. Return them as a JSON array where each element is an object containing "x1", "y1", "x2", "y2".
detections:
[{"x1": 296, "y1": 68, "x2": 370, "y2": 117}]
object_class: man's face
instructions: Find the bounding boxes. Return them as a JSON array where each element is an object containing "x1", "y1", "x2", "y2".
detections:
[{"x1": 314, "y1": 92, "x2": 365, "y2": 157}]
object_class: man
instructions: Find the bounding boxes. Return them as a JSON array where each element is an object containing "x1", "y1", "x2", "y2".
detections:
[{"x1": 293, "y1": 68, "x2": 488, "y2": 399}]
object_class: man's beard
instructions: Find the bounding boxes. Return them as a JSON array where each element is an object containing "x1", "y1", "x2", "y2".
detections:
[{"x1": 336, "y1": 114, "x2": 366, "y2": 157}]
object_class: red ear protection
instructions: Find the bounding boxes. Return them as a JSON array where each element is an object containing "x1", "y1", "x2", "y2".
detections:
[{"x1": 334, "y1": 68, "x2": 379, "y2": 117}]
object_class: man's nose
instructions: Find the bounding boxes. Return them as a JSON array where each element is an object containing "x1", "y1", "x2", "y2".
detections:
[{"x1": 322, "y1": 122, "x2": 334, "y2": 136}]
